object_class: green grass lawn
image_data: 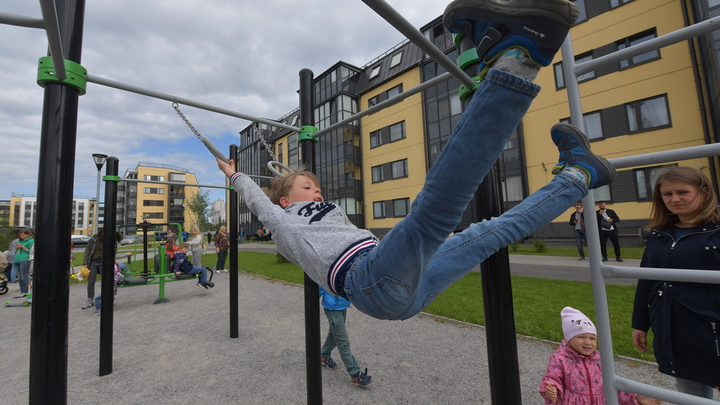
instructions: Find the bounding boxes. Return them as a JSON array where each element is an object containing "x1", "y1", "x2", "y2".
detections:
[{"x1": 70, "y1": 246, "x2": 653, "y2": 362}]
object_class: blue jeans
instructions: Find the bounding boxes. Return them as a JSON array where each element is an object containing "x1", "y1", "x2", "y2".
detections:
[
  {"x1": 574, "y1": 230, "x2": 587, "y2": 258},
  {"x1": 181, "y1": 266, "x2": 208, "y2": 284},
  {"x1": 342, "y1": 69, "x2": 588, "y2": 320},
  {"x1": 10, "y1": 262, "x2": 17, "y2": 282},
  {"x1": 321, "y1": 308, "x2": 360, "y2": 377},
  {"x1": 14, "y1": 261, "x2": 31, "y2": 294},
  {"x1": 675, "y1": 377, "x2": 715, "y2": 399}
]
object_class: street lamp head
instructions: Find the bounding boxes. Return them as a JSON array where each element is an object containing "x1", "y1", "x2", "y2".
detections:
[{"x1": 92, "y1": 153, "x2": 108, "y2": 170}]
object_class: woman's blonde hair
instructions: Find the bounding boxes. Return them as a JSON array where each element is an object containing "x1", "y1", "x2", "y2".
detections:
[
  {"x1": 268, "y1": 169, "x2": 320, "y2": 206},
  {"x1": 647, "y1": 166, "x2": 720, "y2": 229}
]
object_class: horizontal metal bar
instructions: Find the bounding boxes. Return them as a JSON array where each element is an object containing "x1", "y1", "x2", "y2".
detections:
[
  {"x1": 0, "y1": 11, "x2": 44, "y2": 29},
  {"x1": 361, "y1": 0, "x2": 476, "y2": 89},
  {"x1": 313, "y1": 72, "x2": 453, "y2": 138},
  {"x1": 603, "y1": 264, "x2": 720, "y2": 284},
  {"x1": 576, "y1": 15, "x2": 720, "y2": 76},
  {"x1": 607, "y1": 142, "x2": 720, "y2": 169},
  {"x1": 87, "y1": 74, "x2": 301, "y2": 132},
  {"x1": 616, "y1": 377, "x2": 718, "y2": 405}
]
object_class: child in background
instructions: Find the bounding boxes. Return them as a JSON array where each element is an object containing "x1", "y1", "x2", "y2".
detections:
[
  {"x1": 172, "y1": 243, "x2": 214, "y2": 289},
  {"x1": 540, "y1": 307, "x2": 661, "y2": 405},
  {"x1": 94, "y1": 264, "x2": 124, "y2": 316}
]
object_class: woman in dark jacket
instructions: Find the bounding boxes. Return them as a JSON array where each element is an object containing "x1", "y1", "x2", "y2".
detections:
[{"x1": 631, "y1": 166, "x2": 720, "y2": 399}]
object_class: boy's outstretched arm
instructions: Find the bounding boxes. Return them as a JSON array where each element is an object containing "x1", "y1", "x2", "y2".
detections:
[{"x1": 217, "y1": 158, "x2": 236, "y2": 178}]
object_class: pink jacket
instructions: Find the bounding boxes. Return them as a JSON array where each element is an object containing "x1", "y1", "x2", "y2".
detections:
[{"x1": 540, "y1": 340, "x2": 639, "y2": 405}]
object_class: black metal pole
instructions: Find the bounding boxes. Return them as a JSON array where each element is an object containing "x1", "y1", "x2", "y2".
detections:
[
  {"x1": 299, "y1": 68, "x2": 322, "y2": 404},
  {"x1": 99, "y1": 157, "x2": 119, "y2": 376},
  {"x1": 29, "y1": 1, "x2": 86, "y2": 403},
  {"x1": 459, "y1": 36, "x2": 522, "y2": 405},
  {"x1": 229, "y1": 144, "x2": 239, "y2": 339}
]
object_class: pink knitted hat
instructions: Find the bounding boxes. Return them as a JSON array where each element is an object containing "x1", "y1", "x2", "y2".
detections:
[{"x1": 561, "y1": 306, "x2": 597, "y2": 341}]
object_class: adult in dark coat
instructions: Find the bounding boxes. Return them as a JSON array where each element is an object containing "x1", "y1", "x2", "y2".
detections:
[
  {"x1": 631, "y1": 167, "x2": 720, "y2": 399},
  {"x1": 596, "y1": 200, "x2": 622, "y2": 262}
]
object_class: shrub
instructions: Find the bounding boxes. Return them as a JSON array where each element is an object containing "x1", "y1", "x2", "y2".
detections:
[{"x1": 533, "y1": 236, "x2": 547, "y2": 253}]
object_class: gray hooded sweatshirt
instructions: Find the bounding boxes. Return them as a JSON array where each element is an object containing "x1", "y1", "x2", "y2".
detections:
[{"x1": 231, "y1": 173, "x2": 377, "y2": 294}]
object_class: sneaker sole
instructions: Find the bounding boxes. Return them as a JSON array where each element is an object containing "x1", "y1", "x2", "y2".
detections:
[
  {"x1": 443, "y1": 0, "x2": 579, "y2": 29},
  {"x1": 552, "y1": 123, "x2": 617, "y2": 188}
]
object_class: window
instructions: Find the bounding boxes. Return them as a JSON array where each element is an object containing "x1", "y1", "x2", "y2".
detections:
[
  {"x1": 574, "y1": 0, "x2": 588, "y2": 24},
  {"x1": 370, "y1": 121, "x2": 406, "y2": 148},
  {"x1": 144, "y1": 175, "x2": 165, "y2": 181},
  {"x1": 560, "y1": 111, "x2": 603, "y2": 140},
  {"x1": 371, "y1": 166, "x2": 384, "y2": 183},
  {"x1": 634, "y1": 165, "x2": 676, "y2": 201},
  {"x1": 618, "y1": 30, "x2": 660, "y2": 69},
  {"x1": 389, "y1": 122, "x2": 405, "y2": 142},
  {"x1": 143, "y1": 200, "x2": 164, "y2": 206},
  {"x1": 391, "y1": 160, "x2": 408, "y2": 179},
  {"x1": 610, "y1": 0, "x2": 633, "y2": 8},
  {"x1": 369, "y1": 65, "x2": 381, "y2": 80},
  {"x1": 373, "y1": 198, "x2": 410, "y2": 218},
  {"x1": 390, "y1": 52, "x2": 403, "y2": 68},
  {"x1": 373, "y1": 202, "x2": 385, "y2": 219},
  {"x1": 144, "y1": 212, "x2": 164, "y2": 219},
  {"x1": 169, "y1": 173, "x2": 185, "y2": 182},
  {"x1": 626, "y1": 95, "x2": 670, "y2": 133},
  {"x1": 553, "y1": 53, "x2": 596, "y2": 90},
  {"x1": 371, "y1": 159, "x2": 408, "y2": 183},
  {"x1": 277, "y1": 142, "x2": 283, "y2": 164},
  {"x1": 592, "y1": 186, "x2": 611, "y2": 203},
  {"x1": 368, "y1": 85, "x2": 403, "y2": 108},
  {"x1": 143, "y1": 187, "x2": 165, "y2": 194}
]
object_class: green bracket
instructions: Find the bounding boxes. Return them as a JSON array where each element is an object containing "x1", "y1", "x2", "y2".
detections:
[
  {"x1": 459, "y1": 76, "x2": 482, "y2": 103},
  {"x1": 103, "y1": 175, "x2": 121, "y2": 182},
  {"x1": 227, "y1": 185, "x2": 234, "y2": 190},
  {"x1": 453, "y1": 33, "x2": 464, "y2": 48},
  {"x1": 298, "y1": 125, "x2": 319, "y2": 142},
  {"x1": 457, "y1": 48, "x2": 479, "y2": 70},
  {"x1": 37, "y1": 56, "x2": 88, "y2": 95}
]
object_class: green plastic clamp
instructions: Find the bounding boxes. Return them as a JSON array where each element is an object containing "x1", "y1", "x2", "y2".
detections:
[
  {"x1": 457, "y1": 48, "x2": 480, "y2": 70},
  {"x1": 453, "y1": 33, "x2": 464, "y2": 48},
  {"x1": 227, "y1": 186, "x2": 234, "y2": 190},
  {"x1": 458, "y1": 76, "x2": 482, "y2": 103},
  {"x1": 37, "y1": 56, "x2": 88, "y2": 95},
  {"x1": 298, "y1": 125, "x2": 319, "y2": 142},
  {"x1": 102, "y1": 175, "x2": 121, "y2": 182}
]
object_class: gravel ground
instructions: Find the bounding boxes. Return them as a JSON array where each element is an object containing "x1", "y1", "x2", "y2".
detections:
[{"x1": 3, "y1": 271, "x2": 677, "y2": 404}]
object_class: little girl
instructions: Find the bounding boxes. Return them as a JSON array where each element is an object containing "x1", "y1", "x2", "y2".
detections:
[{"x1": 540, "y1": 307, "x2": 661, "y2": 405}]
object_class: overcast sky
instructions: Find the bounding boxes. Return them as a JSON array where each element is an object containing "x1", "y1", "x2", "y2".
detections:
[{"x1": 0, "y1": 0, "x2": 443, "y2": 205}]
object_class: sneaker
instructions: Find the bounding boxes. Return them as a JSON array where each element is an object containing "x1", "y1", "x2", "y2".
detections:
[
  {"x1": 197, "y1": 282, "x2": 208, "y2": 289},
  {"x1": 443, "y1": 0, "x2": 579, "y2": 80},
  {"x1": 578, "y1": 257, "x2": 585, "y2": 260},
  {"x1": 616, "y1": 258, "x2": 624, "y2": 262},
  {"x1": 602, "y1": 258, "x2": 608, "y2": 262},
  {"x1": 205, "y1": 281, "x2": 215, "y2": 289},
  {"x1": 96, "y1": 310, "x2": 101, "y2": 316},
  {"x1": 352, "y1": 368, "x2": 372, "y2": 388},
  {"x1": 321, "y1": 357, "x2": 337, "y2": 369},
  {"x1": 550, "y1": 123, "x2": 616, "y2": 189},
  {"x1": 81, "y1": 300, "x2": 94, "y2": 309}
]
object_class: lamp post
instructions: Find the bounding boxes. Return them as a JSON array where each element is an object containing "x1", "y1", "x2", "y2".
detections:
[{"x1": 92, "y1": 153, "x2": 108, "y2": 236}]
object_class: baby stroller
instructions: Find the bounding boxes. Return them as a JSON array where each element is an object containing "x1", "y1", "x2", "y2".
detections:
[{"x1": 0, "y1": 273, "x2": 8, "y2": 295}]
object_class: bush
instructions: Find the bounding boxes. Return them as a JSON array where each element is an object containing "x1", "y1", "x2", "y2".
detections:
[
  {"x1": 533, "y1": 236, "x2": 547, "y2": 253},
  {"x1": 509, "y1": 241, "x2": 521, "y2": 252}
]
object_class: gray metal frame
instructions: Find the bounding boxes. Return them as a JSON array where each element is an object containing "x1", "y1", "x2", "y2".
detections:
[{"x1": 562, "y1": 16, "x2": 720, "y2": 405}]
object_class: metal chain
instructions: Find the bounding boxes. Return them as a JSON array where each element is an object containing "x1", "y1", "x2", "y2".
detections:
[
  {"x1": 253, "y1": 123, "x2": 278, "y2": 162},
  {"x1": 172, "y1": 102, "x2": 203, "y2": 141},
  {"x1": 173, "y1": 102, "x2": 278, "y2": 163}
]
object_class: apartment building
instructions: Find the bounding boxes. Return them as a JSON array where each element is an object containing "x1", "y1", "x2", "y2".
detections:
[
  {"x1": 117, "y1": 162, "x2": 200, "y2": 234},
  {"x1": 234, "y1": 0, "x2": 720, "y2": 245},
  {"x1": 9, "y1": 194, "x2": 96, "y2": 235}
]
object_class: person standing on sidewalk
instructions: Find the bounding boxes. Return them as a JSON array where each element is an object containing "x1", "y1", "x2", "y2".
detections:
[
  {"x1": 214, "y1": 226, "x2": 229, "y2": 272},
  {"x1": 319, "y1": 286, "x2": 372, "y2": 388},
  {"x1": 569, "y1": 202, "x2": 587, "y2": 260},
  {"x1": 596, "y1": 201, "x2": 623, "y2": 262}
]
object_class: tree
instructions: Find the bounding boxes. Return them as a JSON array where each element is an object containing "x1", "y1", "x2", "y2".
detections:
[{"x1": 185, "y1": 190, "x2": 211, "y2": 231}]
